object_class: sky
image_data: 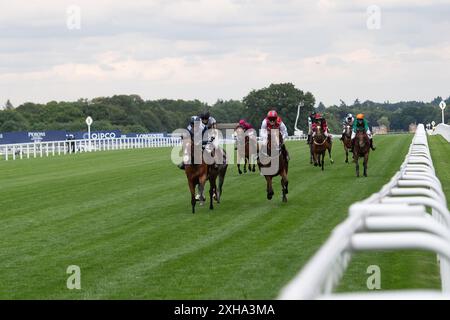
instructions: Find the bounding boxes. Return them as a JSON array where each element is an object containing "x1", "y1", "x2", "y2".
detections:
[{"x1": 0, "y1": 0, "x2": 449, "y2": 107}]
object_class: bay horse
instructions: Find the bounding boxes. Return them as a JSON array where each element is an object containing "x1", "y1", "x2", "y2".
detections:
[
  {"x1": 311, "y1": 126, "x2": 333, "y2": 171},
  {"x1": 258, "y1": 130, "x2": 289, "y2": 202},
  {"x1": 204, "y1": 142, "x2": 228, "y2": 206},
  {"x1": 235, "y1": 127, "x2": 257, "y2": 174},
  {"x1": 182, "y1": 138, "x2": 208, "y2": 213},
  {"x1": 342, "y1": 124, "x2": 352, "y2": 163},
  {"x1": 353, "y1": 131, "x2": 370, "y2": 177}
]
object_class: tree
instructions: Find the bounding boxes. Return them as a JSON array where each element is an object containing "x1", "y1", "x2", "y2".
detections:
[
  {"x1": 317, "y1": 102, "x2": 326, "y2": 112},
  {"x1": 243, "y1": 83, "x2": 315, "y2": 134},
  {"x1": 5, "y1": 99, "x2": 13, "y2": 110}
]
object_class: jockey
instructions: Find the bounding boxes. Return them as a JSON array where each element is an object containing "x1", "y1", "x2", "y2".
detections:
[
  {"x1": 260, "y1": 110, "x2": 289, "y2": 160},
  {"x1": 199, "y1": 111, "x2": 217, "y2": 129},
  {"x1": 307, "y1": 111, "x2": 317, "y2": 144},
  {"x1": 236, "y1": 119, "x2": 253, "y2": 131},
  {"x1": 199, "y1": 110, "x2": 218, "y2": 147},
  {"x1": 178, "y1": 116, "x2": 206, "y2": 170},
  {"x1": 351, "y1": 113, "x2": 376, "y2": 151},
  {"x1": 340, "y1": 113, "x2": 354, "y2": 141},
  {"x1": 311, "y1": 113, "x2": 332, "y2": 142}
]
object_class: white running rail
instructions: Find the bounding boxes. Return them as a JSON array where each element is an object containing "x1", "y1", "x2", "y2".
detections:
[
  {"x1": 279, "y1": 124, "x2": 450, "y2": 299},
  {"x1": 0, "y1": 137, "x2": 182, "y2": 161}
]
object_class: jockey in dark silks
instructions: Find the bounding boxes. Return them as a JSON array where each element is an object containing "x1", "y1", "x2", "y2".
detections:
[
  {"x1": 178, "y1": 116, "x2": 207, "y2": 170},
  {"x1": 350, "y1": 113, "x2": 376, "y2": 152}
]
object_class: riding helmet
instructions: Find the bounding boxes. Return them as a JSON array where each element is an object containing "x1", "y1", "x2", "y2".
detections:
[
  {"x1": 356, "y1": 113, "x2": 364, "y2": 120},
  {"x1": 267, "y1": 110, "x2": 278, "y2": 119}
]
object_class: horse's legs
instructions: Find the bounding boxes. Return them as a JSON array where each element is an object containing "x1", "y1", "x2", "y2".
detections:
[
  {"x1": 321, "y1": 152, "x2": 325, "y2": 171},
  {"x1": 345, "y1": 146, "x2": 348, "y2": 163},
  {"x1": 188, "y1": 180, "x2": 196, "y2": 214},
  {"x1": 244, "y1": 158, "x2": 247, "y2": 173},
  {"x1": 198, "y1": 175, "x2": 207, "y2": 204},
  {"x1": 237, "y1": 163, "x2": 242, "y2": 175},
  {"x1": 217, "y1": 165, "x2": 227, "y2": 203},
  {"x1": 328, "y1": 146, "x2": 334, "y2": 164},
  {"x1": 281, "y1": 172, "x2": 288, "y2": 202},
  {"x1": 209, "y1": 175, "x2": 216, "y2": 210},
  {"x1": 266, "y1": 176, "x2": 274, "y2": 200},
  {"x1": 310, "y1": 145, "x2": 314, "y2": 164},
  {"x1": 364, "y1": 153, "x2": 368, "y2": 177},
  {"x1": 355, "y1": 155, "x2": 360, "y2": 177}
]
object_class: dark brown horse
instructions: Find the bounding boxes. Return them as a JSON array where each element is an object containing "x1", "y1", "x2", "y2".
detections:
[
  {"x1": 204, "y1": 142, "x2": 228, "y2": 206},
  {"x1": 183, "y1": 138, "x2": 208, "y2": 213},
  {"x1": 353, "y1": 131, "x2": 370, "y2": 177},
  {"x1": 342, "y1": 124, "x2": 352, "y2": 163},
  {"x1": 311, "y1": 126, "x2": 333, "y2": 171},
  {"x1": 235, "y1": 127, "x2": 257, "y2": 174},
  {"x1": 258, "y1": 130, "x2": 289, "y2": 202}
]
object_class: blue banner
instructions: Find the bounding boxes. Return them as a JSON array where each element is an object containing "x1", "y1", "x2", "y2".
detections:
[
  {"x1": 71, "y1": 130, "x2": 121, "y2": 140},
  {"x1": 0, "y1": 131, "x2": 68, "y2": 144}
]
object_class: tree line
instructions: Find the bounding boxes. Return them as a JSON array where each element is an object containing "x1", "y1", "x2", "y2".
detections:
[{"x1": 1, "y1": 84, "x2": 448, "y2": 135}]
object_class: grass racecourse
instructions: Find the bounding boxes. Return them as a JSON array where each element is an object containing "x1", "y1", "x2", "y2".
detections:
[{"x1": 0, "y1": 134, "x2": 449, "y2": 299}]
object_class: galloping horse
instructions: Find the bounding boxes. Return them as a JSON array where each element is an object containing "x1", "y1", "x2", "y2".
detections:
[
  {"x1": 353, "y1": 131, "x2": 370, "y2": 177},
  {"x1": 311, "y1": 126, "x2": 333, "y2": 171},
  {"x1": 204, "y1": 142, "x2": 228, "y2": 206},
  {"x1": 342, "y1": 124, "x2": 353, "y2": 163},
  {"x1": 234, "y1": 127, "x2": 257, "y2": 174},
  {"x1": 258, "y1": 130, "x2": 289, "y2": 202},
  {"x1": 182, "y1": 138, "x2": 208, "y2": 213}
]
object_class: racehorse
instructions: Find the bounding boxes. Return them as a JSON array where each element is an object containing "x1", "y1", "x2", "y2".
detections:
[
  {"x1": 234, "y1": 127, "x2": 257, "y2": 174},
  {"x1": 182, "y1": 138, "x2": 208, "y2": 213},
  {"x1": 353, "y1": 131, "x2": 370, "y2": 177},
  {"x1": 258, "y1": 130, "x2": 289, "y2": 202},
  {"x1": 311, "y1": 126, "x2": 333, "y2": 171},
  {"x1": 342, "y1": 124, "x2": 353, "y2": 163},
  {"x1": 205, "y1": 142, "x2": 228, "y2": 206}
]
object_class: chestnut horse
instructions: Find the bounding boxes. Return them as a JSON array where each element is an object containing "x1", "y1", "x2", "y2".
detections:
[
  {"x1": 311, "y1": 126, "x2": 333, "y2": 171},
  {"x1": 235, "y1": 127, "x2": 257, "y2": 174},
  {"x1": 342, "y1": 124, "x2": 352, "y2": 163},
  {"x1": 353, "y1": 131, "x2": 370, "y2": 177},
  {"x1": 182, "y1": 138, "x2": 209, "y2": 213},
  {"x1": 258, "y1": 130, "x2": 289, "y2": 202}
]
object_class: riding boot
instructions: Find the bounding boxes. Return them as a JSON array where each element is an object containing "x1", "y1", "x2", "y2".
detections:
[
  {"x1": 350, "y1": 139, "x2": 355, "y2": 153},
  {"x1": 370, "y1": 139, "x2": 376, "y2": 151},
  {"x1": 340, "y1": 133, "x2": 344, "y2": 141},
  {"x1": 307, "y1": 134, "x2": 311, "y2": 144},
  {"x1": 178, "y1": 162, "x2": 185, "y2": 170}
]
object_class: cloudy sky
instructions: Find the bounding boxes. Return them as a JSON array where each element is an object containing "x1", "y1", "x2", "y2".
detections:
[{"x1": 1, "y1": 0, "x2": 449, "y2": 107}]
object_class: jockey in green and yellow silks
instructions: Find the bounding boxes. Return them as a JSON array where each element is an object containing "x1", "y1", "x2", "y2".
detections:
[{"x1": 351, "y1": 113, "x2": 376, "y2": 151}]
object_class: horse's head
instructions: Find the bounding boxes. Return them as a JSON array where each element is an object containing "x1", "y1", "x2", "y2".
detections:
[
  {"x1": 356, "y1": 131, "x2": 368, "y2": 148},
  {"x1": 345, "y1": 125, "x2": 352, "y2": 136},
  {"x1": 313, "y1": 125, "x2": 326, "y2": 143}
]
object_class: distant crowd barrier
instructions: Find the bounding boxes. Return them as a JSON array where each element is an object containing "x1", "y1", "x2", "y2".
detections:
[
  {"x1": 279, "y1": 124, "x2": 450, "y2": 299},
  {"x1": 431, "y1": 124, "x2": 450, "y2": 142}
]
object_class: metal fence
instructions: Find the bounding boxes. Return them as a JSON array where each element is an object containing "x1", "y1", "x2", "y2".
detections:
[{"x1": 278, "y1": 124, "x2": 450, "y2": 299}]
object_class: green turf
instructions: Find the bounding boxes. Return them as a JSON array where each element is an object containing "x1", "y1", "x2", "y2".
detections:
[{"x1": 0, "y1": 134, "x2": 443, "y2": 299}]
